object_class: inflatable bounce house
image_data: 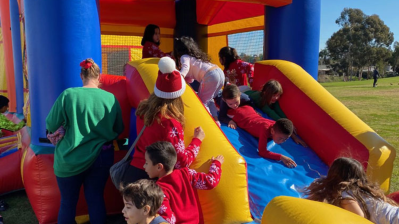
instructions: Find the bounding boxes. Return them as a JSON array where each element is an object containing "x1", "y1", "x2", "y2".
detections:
[{"x1": 0, "y1": 0, "x2": 396, "y2": 223}]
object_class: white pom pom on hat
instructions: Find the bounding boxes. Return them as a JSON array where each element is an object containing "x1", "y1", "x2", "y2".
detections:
[
  {"x1": 154, "y1": 57, "x2": 186, "y2": 99},
  {"x1": 158, "y1": 57, "x2": 176, "y2": 74}
]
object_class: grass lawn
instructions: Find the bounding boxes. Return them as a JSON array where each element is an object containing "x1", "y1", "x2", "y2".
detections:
[
  {"x1": 321, "y1": 76, "x2": 399, "y2": 192},
  {"x1": 1, "y1": 77, "x2": 398, "y2": 223},
  {"x1": 0, "y1": 191, "x2": 125, "y2": 224}
]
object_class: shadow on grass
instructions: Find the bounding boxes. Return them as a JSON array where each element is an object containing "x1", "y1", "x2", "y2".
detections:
[{"x1": 0, "y1": 190, "x2": 126, "y2": 224}]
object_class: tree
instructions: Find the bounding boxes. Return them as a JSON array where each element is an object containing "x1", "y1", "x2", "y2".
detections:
[
  {"x1": 389, "y1": 42, "x2": 399, "y2": 75},
  {"x1": 319, "y1": 49, "x2": 329, "y2": 65},
  {"x1": 326, "y1": 8, "x2": 394, "y2": 81},
  {"x1": 239, "y1": 53, "x2": 263, "y2": 63}
]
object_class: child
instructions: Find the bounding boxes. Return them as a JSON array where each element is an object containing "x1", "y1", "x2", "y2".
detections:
[
  {"x1": 0, "y1": 95, "x2": 25, "y2": 137},
  {"x1": 245, "y1": 80, "x2": 307, "y2": 147},
  {"x1": 244, "y1": 79, "x2": 285, "y2": 121},
  {"x1": 46, "y1": 59, "x2": 124, "y2": 223},
  {"x1": 124, "y1": 57, "x2": 205, "y2": 185},
  {"x1": 174, "y1": 37, "x2": 225, "y2": 124},
  {"x1": 142, "y1": 24, "x2": 172, "y2": 59},
  {"x1": 219, "y1": 46, "x2": 254, "y2": 86},
  {"x1": 304, "y1": 157, "x2": 399, "y2": 224},
  {"x1": 219, "y1": 84, "x2": 296, "y2": 168},
  {"x1": 121, "y1": 179, "x2": 169, "y2": 224},
  {"x1": 144, "y1": 141, "x2": 223, "y2": 224}
]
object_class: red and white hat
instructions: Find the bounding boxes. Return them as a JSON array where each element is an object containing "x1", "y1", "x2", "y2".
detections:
[{"x1": 154, "y1": 57, "x2": 186, "y2": 99}]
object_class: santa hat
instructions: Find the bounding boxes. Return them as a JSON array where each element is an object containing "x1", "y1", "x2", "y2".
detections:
[{"x1": 154, "y1": 57, "x2": 186, "y2": 99}]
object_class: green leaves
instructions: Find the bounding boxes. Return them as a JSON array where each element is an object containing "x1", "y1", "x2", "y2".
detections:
[{"x1": 321, "y1": 8, "x2": 394, "y2": 78}]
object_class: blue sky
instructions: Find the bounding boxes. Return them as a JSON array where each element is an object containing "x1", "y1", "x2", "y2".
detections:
[
  {"x1": 229, "y1": 1, "x2": 399, "y2": 55},
  {"x1": 320, "y1": 0, "x2": 399, "y2": 50}
]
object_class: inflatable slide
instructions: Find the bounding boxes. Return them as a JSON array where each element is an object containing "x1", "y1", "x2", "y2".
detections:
[{"x1": 124, "y1": 58, "x2": 395, "y2": 223}]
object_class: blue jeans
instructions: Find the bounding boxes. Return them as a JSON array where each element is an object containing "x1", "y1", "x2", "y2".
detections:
[{"x1": 56, "y1": 147, "x2": 114, "y2": 224}]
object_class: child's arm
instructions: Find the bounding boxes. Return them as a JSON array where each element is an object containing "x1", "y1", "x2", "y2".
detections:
[
  {"x1": 218, "y1": 100, "x2": 232, "y2": 125},
  {"x1": 164, "y1": 121, "x2": 203, "y2": 169},
  {"x1": 243, "y1": 61, "x2": 254, "y2": 85},
  {"x1": 258, "y1": 130, "x2": 282, "y2": 161},
  {"x1": 0, "y1": 114, "x2": 25, "y2": 132},
  {"x1": 46, "y1": 92, "x2": 67, "y2": 133},
  {"x1": 158, "y1": 196, "x2": 177, "y2": 224},
  {"x1": 261, "y1": 104, "x2": 283, "y2": 121},
  {"x1": 189, "y1": 156, "x2": 223, "y2": 190},
  {"x1": 146, "y1": 42, "x2": 172, "y2": 58},
  {"x1": 291, "y1": 134, "x2": 308, "y2": 148},
  {"x1": 179, "y1": 55, "x2": 190, "y2": 78},
  {"x1": 340, "y1": 199, "x2": 365, "y2": 218},
  {"x1": 258, "y1": 128, "x2": 297, "y2": 167},
  {"x1": 272, "y1": 102, "x2": 287, "y2": 119}
]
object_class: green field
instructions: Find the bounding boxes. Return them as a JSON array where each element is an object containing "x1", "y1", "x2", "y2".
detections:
[
  {"x1": 1, "y1": 77, "x2": 399, "y2": 223},
  {"x1": 321, "y1": 76, "x2": 399, "y2": 192}
]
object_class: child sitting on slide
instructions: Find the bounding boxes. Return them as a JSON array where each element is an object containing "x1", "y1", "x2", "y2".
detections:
[
  {"x1": 218, "y1": 84, "x2": 296, "y2": 168},
  {"x1": 121, "y1": 179, "x2": 169, "y2": 224},
  {"x1": 0, "y1": 95, "x2": 25, "y2": 138},
  {"x1": 144, "y1": 141, "x2": 223, "y2": 224}
]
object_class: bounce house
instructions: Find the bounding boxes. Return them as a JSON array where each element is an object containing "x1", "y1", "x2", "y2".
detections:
[{"x1": 0, "y1": 0, "x2": 396, "y2": 223}]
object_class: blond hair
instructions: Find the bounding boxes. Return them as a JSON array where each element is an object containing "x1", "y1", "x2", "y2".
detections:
[{"x1": 136, "y1": 93, "x2": 185, "y2": 127}]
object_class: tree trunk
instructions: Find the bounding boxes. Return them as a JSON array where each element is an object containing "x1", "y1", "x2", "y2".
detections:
[{"x1": 367, "y1": 66, "x2": 371, "y2": 80}]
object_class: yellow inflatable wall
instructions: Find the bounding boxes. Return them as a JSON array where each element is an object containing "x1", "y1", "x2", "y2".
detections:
[{"x1": 262, "y1": 196, "x2": 373, "y2": 224}]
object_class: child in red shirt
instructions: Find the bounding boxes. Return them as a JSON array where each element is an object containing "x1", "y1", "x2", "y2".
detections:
[
  {"x1": 219, "y1": 84, "x2": 297, "y2": 168},
  {"x1": 141, "y1": 24, "x2": 172, "y2": 59},
  {"x1": 219, "y1": 46, "x2": 254, "y2": 86},
  {"x1": 144, "y1": 141, "x2": 224, "y2": 224},
  {"x1": 124, "y1": 57, "x2": 205, "y2": 185}
]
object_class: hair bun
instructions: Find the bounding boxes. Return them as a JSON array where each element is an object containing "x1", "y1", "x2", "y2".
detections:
[{"x1": 80, "y1": 60, "x2": 93, "y2": 69}]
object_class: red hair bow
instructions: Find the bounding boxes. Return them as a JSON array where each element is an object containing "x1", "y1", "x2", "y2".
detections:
[{"x1": 80, "y1": 60, "x2": 92, "y2": 69}]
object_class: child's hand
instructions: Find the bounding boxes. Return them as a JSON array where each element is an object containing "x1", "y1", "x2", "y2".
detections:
[
  {"x1": 194, "y1": 126, "x2": 205, "y2": 141},
  {"x1": 228, "y1": 120, "x2": 237, "y2": 129},
  {"x1": 281, "y1": 155, "x2": 297, "y2": 168},
  {"x1": 292, "y1": 134, "x2": 308, "y2": 148},
  {"x1": 212, "y1": 155, "x2": 224, "y2": 164}
]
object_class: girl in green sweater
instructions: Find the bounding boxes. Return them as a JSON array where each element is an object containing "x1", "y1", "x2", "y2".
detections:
[{"x1": 46, "y1": 59, "x2": 124, "y2": 223}]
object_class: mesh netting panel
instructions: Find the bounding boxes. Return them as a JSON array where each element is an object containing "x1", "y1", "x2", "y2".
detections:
[
  {"x1": 101, "y1": 35, "x2": 142, "y2": 76},
  {"x1": 228, "y1": 30, "x2": 264, "y2": 63}
]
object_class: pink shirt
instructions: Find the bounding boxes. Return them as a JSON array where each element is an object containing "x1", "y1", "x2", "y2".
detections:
[{"x1": 179, "y1": 55, "x2": 215, "y2": 82}]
